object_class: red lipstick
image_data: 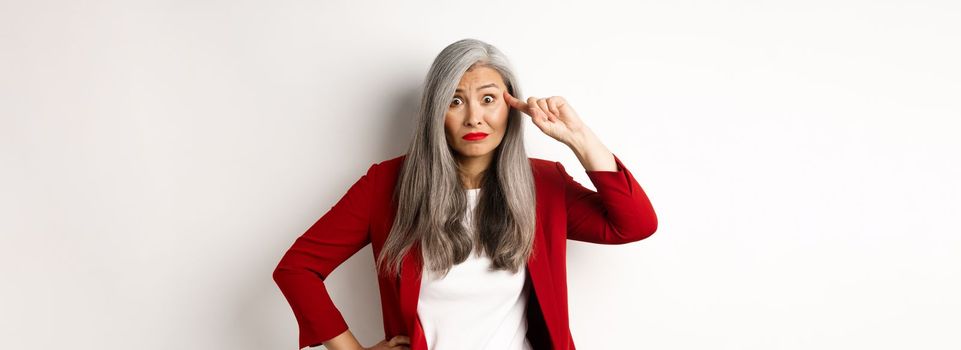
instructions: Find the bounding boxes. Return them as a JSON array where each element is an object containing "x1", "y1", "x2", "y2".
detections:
[{"x1": 463, "y1": 132, "x2": 489, "y2": 141}]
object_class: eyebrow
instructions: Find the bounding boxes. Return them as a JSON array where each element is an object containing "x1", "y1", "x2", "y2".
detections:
[{"x1": 455, "y1": 83, "x2": 500, "y2": 93}]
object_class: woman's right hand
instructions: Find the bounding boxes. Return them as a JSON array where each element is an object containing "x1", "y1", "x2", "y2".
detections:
[{"x1": 364, "y1": 335, "x2": 410, "y2": 350}]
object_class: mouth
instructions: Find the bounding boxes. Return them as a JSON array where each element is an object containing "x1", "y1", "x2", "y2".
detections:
[{"x1": 462, "y1": 132, "x2": 489, "y2": 141}]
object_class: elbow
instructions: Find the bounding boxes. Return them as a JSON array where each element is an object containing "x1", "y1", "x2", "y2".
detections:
[
  {"x1": 627, "y1": 227, "x2": 656, "y2": 243},
  {"x1": 643, "y1": 216, "x2": 658, "y2": 239},
  {"x1": 618, "y1": 216, "x2": 658, "y2": 244},
  {"x1": 641, "y1": 224, "x2": 657, "y2": 241},
  {"x1": 272, "y1": 258, "x2": 296, "y2": 286},
  {"x1": 272, "y1": 258, "x2": 330, "y2": 285},
  {"x1": 617, "y1": 204, "x2": 659, "y2": 243},
  {"x1": 642, "y1": 215, "x2": 658, "y2": 238},
  {"x1": 636, "y1": 210, "x2": 658, "y2": 240},
  {"x1": 271, "y1": 264, "x2": 286, "y2": 285}
]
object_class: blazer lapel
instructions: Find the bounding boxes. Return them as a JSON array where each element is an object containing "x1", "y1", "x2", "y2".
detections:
[
  {"x1": 398, "y1": 240, "x2": 425, "y2": 347},
  {"x1": 527, "y1": 174, "x2": 560, "y2": 348}
]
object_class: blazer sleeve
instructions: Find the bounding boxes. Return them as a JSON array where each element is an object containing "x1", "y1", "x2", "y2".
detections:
[
  {"x1": 557, "y1": 153, "x2": 658, "y2": 244},
  {"x1": 272, "y1": 163, "x2": 376, "y2": 349}
]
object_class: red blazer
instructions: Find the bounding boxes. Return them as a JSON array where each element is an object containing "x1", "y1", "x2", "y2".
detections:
[{"x1": 273, "y1": 152, "x2": 658, "y2": 349}]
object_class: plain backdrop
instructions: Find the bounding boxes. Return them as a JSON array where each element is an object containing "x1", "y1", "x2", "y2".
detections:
[{"x1": 2, "y1": 0, "x2": 960, "y2": 349}]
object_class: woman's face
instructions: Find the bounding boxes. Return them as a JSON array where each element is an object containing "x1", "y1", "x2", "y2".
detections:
[{"x1": 444, "y1": 65, "x2": 510, "y2": 161}]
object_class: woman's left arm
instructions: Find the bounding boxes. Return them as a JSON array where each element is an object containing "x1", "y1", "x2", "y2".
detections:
[
  {"x1": 566, "y1": 125, "x2": 616, "y2": 171},
  {"x1": 504, "y1": 91, "x2": 658, "y2": 243},
  {"x1": 558, "y1": 127, "x2": 658, "y2": 243}
]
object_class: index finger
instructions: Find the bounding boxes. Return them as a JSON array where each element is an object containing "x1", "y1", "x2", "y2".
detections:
[{"x1": 503, "y1": 90, "x2": 530, "y2": 115}]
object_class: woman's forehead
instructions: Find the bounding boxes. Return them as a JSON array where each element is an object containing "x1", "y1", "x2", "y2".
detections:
[{"x1": 457, "y1": 66, "x2": 505, "y2": 90}]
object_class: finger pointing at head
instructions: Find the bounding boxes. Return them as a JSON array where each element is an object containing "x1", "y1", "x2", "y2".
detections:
[{"x1": 503, "y1": 91, "x2": 530, "y2": 115}]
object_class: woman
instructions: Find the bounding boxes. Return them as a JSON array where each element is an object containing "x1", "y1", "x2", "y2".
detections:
[{"x1": 273, "y1": 38, "x2": 658, "y2": 350}]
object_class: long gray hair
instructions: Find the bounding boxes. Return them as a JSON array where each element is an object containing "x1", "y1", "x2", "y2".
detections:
[{"x1": 376, "y1": 38, "x2": 536, "y2": 279}]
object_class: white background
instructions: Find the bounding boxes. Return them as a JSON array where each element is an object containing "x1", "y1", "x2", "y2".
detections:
[{"x1": 2, "y1": 0, "x2": 959, "y2": 349}]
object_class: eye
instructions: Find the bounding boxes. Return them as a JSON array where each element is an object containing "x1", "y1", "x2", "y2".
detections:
[
  {"x1": 450, "y1": 97, "x2": 463, "y2": 106},
  {"x1": 483, "y1": 95, "x2": 495, "y2": 104}
]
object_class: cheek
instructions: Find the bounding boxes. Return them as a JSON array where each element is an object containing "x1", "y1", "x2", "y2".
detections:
[
  {"x1": 492, "y1": 106, "x2": 509, "y2": 130},
  {"x1": 444, "y1": 115, "x2": 459, "y2": 140},
  {"x1": 444, "y1": 113, "x2": 455, "y2": 130}
]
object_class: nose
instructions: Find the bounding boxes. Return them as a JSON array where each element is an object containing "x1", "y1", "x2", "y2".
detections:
[{"x1": 464, "y1": 102, "x2": 484, "y2": 126}]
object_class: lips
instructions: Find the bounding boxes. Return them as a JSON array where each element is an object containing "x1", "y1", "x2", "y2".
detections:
[{"x1": 463, "y1": 132, "x2": 489, "y2": 141}]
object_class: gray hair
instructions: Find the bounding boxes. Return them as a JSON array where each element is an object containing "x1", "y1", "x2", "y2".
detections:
[{"x1": 376, "y1": 38, "x2": 536, "y2": 279}]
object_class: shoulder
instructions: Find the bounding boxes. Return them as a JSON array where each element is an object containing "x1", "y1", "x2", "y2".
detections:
[
  {"x1": 371, "y1": 153, "x2": 407, "y2": 175},
  {"x1": 527, "y1": 156, "x2": 569, "y2": 189},
  {"x1": 527, "y1": 156, "x2": 557, "y2": 168},
  {"x1": 359, "y1": 154, "x2": 407, "y2": 187},
  {"x1": 527, "y1": 156, "x2": 560, "y2": 176}
]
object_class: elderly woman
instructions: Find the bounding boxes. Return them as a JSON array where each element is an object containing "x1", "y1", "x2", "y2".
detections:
[{"x1": 273, "y1": 38, "x2": 658, "y2": 350}]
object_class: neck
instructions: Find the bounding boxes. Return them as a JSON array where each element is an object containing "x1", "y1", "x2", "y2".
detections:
[{"x1": 455, "y1": 153, "x2": 493, "y2": 189}]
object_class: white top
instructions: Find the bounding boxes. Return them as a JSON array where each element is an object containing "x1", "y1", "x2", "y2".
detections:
[{"x1": 416, "y1": 188, "x2": 533, "y2": 350}]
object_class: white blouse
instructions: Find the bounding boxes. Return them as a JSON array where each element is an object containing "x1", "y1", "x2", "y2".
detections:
[{"x1": 416, "y1": 188, "x2": 533, "y2": 350}]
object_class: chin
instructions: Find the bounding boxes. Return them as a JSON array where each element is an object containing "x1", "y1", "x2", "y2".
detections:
[{"x1": 457, "y1": 148, "x2": 493, "y2": 158}]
